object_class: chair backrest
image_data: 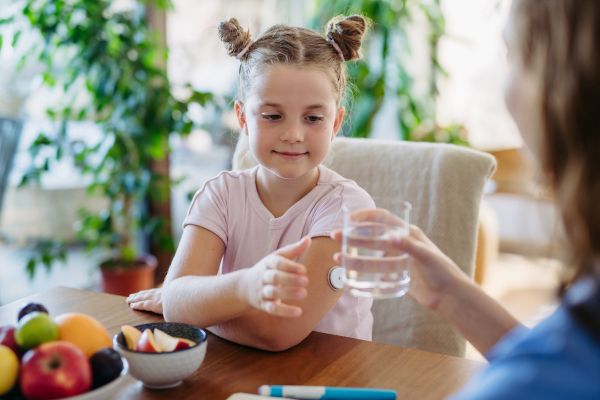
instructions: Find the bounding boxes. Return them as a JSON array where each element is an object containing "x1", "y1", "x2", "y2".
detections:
[
  {"x1": 233, "y1": 135, "x2": 497, "y2": 357},
  {"x1": 0, "y1": 117, "x2": 23, "y2": 214}
]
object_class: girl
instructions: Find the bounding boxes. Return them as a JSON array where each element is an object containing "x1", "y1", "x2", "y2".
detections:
[
  {"x1": 332, "y1": 0, "x2": 600, "y2": 398},
  {"x1": 127, "y1": 15, "x2": 375, "y2": 351}
]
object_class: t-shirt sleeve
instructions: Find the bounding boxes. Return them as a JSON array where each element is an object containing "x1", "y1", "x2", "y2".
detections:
[
  {"x1": 446, "y1": 308, "x2": 600, "y2": 400},
  {"x1": 308, "y1": 183, "x2": 375, "y2": 238},
  {"x1": 182, "y1": 173, "x2": 229, "y2": 246}
]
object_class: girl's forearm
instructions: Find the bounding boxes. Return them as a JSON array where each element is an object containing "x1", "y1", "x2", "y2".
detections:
[
  {"x1": 437, "y1": 278, "x2": 520, "y2": 355},
  {"x1": 162, "y1": 269, "x2": 252, "y2": 328}
]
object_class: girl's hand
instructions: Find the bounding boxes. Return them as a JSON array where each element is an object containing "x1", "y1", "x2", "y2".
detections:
[
  {"x1": 243, "y1": 237, "x2": 311, "y2": 318},
  {"x1": 127, "y1": 288, "x2": 164, "y2": 315},
  {"x1": 331, "y1": 209, "x2": 470, "y2": 312}
]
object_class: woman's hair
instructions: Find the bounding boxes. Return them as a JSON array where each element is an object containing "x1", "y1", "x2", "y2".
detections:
[
  {"x1": 513, "y1": 0, "x2": 600, "y2": 286},
  {"x1": 217, "y1": 15, "x2": 368, "y2": 106}
]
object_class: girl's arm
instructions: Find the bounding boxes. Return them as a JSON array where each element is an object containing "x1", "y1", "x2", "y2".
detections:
[
  {"x1": 159, "y1": 225, "x2": 311, "y2": 327},
  {"x1": 129, "y1": 226, "x2": 343, "y2": 351},
  {"x1": 332, "y1": 209, "x2": 519, "y2": 355},
  {"x1": 206, "y1": 236, "x2": 344, "y2": 351}
]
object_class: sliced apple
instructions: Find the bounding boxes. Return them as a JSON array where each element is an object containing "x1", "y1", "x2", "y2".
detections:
[
  {"x1": 136, "y1": 329, "x2": 161, "y2": 353},
  {"x1": 121, "y1": 325, "x2": 142, "y2": 351},
  {"x1": 175, "y1": 337, "x2": 196, "y2": 350},
  {"x1": 154, "y1": 329, "x2": 179, "y2": 352}
]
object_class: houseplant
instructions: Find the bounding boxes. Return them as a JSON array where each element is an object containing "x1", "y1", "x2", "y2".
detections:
[
  {"x1": 0, "y1": 0, "x2": 215, "y2": 295},
  {"x1": 310, "y1": 0, "x2": 468, "y2": 145}
]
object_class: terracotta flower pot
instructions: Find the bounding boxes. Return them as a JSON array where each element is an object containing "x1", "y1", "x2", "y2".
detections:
[{"x1": 100, "y1": 254, "x2": 158, "y2": 297}]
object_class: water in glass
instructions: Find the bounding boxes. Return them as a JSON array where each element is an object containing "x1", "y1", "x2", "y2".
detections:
[{"x1": 341, "y1": 201, "x2": 411, "y2": 299}]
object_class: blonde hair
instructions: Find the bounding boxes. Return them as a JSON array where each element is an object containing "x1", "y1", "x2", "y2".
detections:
[{"x1": 217, "y1": 15, "x2": 368, "y2": 107}]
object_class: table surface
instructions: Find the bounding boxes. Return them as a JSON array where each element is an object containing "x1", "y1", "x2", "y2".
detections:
[{"x1": 0, "y1": 286, "x2": 484, "y2": 400}]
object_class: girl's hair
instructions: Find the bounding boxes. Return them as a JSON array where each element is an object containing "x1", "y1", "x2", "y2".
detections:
[
  {"x1": 217, "y1": 15, "x2": 368, "y2": 106},
  {"x1": 513, "y1": 0, "x2": 600, "y2": 286}
]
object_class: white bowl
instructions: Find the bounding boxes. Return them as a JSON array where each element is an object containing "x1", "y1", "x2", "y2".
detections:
[
  {"x1": 56, "y1": 357, "x2": 129, "y2": 400},
  {"x1": 113, "y1": 322, "x2": 208, "y2": 389}
]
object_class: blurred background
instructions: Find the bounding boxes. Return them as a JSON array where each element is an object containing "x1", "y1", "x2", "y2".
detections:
[{"x1": 0, "y1": 0, "x2": 562, "y2": 360}]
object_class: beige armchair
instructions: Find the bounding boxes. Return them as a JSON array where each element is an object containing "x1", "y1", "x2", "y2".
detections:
[{"x1": 233, "y1": 136, "x2": 496, "y2": 357}]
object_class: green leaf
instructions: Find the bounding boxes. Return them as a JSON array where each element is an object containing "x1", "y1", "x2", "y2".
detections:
[
  {"x1": 16, "y1": 56, "x2": 27, "y2": 71},
  {"x1": 12, "y1": 31, "x2": 21, "y2": 47},
  {"x1": 26, "y1": 259, "x2": 36, "y2": 280}
]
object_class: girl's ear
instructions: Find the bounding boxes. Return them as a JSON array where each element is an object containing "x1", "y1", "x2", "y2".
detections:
[
  {"x1": 332, "y1": 106, "x2": 346, "y2": 140},
  {"x1": 235, "y1": 100, "x2": 248, "y2": 136}
]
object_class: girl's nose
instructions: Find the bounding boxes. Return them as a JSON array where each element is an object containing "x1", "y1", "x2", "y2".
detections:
[{"x1": 281, "y1": 121, "x2": 304, "y2": 143}]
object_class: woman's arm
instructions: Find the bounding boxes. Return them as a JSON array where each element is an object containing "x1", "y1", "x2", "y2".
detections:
[{"x1": 332, "y1": 209, "x2": 519, "y2": 355}]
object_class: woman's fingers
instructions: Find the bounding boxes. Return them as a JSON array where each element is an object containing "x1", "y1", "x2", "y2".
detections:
[
  {"x1": 332, "y1": 233, "x2": 437, "y2": 267},
  {"x1": 350, "y1": 208, "x2": 406, "y2": 226},
  {"x1": 393, "y1": 235, "x2": 437, "y2": 263},
  {"x1": 330, "y1": 229, "x2": 343, "y2": 242}
]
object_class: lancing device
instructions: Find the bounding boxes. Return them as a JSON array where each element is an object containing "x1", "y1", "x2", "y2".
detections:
[{"x1": 258, "y1": 385, "x2": 397, "y2": 400}]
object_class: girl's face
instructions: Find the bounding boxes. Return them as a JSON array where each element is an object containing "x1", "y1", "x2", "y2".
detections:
[
  {"x1": 503, "y1": 8, "x2": 542, "y2": 162},
  {"x1": 236, "y1": 65, "x2": 344, "y2": 180}
]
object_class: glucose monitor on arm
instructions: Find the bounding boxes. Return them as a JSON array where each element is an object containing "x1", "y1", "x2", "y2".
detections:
[{"x1": 327, "y1": 266, "x2": 345, "y2": 291}]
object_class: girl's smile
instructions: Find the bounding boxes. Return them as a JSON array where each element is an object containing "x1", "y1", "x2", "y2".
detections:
[
  {"x1": 235, "y1": 65, "x2": 345, "y2": 182},
  {"x1": 273, "y1": 151, "x2": 308, "y2": 160}
]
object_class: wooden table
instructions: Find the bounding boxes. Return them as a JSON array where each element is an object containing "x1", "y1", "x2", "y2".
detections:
[{"x1": 0, "y1": 286, "x2": 484, "y2": 400}]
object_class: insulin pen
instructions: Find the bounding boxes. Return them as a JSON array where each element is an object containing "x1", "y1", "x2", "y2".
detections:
[{"x1": 258, "y1": 385, "x2": 397, "y2": 400}]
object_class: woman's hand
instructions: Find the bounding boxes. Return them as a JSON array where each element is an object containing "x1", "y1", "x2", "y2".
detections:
[
  {"x1": 241, "y1": 237, "x2": 311, "y2": 318},
  {"x1": 330, "y1": 209, "x2": 469, "y2": 311},
  {"x1": 331, "y1": 208, "x2": 519, "y2": 354},
  {"x1": 127, "y1": 288, "x2": 164, "y2": 315}
]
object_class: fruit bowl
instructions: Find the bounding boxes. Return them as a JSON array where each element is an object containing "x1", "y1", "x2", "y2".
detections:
[
  {"x1": 113, "y1": 322, "x2": 207, "y2": 389},
  {"x1": 56, "y1": 357, "x2": 129, "y2": 400}
]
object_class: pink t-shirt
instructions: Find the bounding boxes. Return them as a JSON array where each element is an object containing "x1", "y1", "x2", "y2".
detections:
[{"x1": 183, "y1": 164, "x2": 375, "y2": 340}]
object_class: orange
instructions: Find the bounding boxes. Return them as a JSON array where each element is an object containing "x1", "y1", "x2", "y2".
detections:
[{"x1": 54, "y1": 313, "x2": 112, "y2": 358}]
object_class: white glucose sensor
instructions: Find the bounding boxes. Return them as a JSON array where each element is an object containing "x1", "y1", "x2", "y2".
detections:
[{"x1": 327, "y1": 266, "x2": 345, "y2": 291}]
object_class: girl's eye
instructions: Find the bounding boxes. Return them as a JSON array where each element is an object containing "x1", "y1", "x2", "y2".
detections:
[
  {"x1": 307, "y1": 116, "x2": 324, "y2": 122},
  {"x1": 262, "y1": 114, "x2": 282, "y2": 121}
]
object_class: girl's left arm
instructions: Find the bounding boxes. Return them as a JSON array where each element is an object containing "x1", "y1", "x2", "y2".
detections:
[{"x1": 206, "y1": 236, "x2": 344, "y2": 352}]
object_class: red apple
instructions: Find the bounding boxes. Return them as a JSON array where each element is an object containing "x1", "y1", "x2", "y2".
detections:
[
  {"x1": 0, "y1": 326, "x2": 22, "y2": 360},
  {"x1": 174, "y1": 338, "x2": 194, "y2": 351},
  {"x1": 136, "y1": 329, "x2": 161, "y2": 353},
  {"x1": 20, "y1": 341, "x2": 92, "y2": 399},
  {"x1": 153, "y1": 329, "x2": 195, "y2": 352}
]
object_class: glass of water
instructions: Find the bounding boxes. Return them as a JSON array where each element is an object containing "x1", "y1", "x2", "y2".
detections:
[{"x1": 341, "y1": 200, "x2": 412, "y2": 299}]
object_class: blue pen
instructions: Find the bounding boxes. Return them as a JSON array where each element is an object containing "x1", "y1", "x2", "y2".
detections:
[{"x1": 258, "y1": 385, "x2": 396, "y2": 400}]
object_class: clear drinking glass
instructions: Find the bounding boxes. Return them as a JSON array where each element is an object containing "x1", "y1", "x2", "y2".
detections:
[{"x1": 341, "y1": 199, "x2": 412, "y2": 299}]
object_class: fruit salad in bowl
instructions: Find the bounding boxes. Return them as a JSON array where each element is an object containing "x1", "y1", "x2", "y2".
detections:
[{"x1": 113, "y1": 322, "x2": 207, "y2": 389}]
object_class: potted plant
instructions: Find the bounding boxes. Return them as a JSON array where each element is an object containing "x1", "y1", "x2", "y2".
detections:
[
  {"x1": 1, "y1": 0, "x2": 215, "y2": 295},
  {"x1": 310, "y1": 0, "x2": 469, "y2": 145}
]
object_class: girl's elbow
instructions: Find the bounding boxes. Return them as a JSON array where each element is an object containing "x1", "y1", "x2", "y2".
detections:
[{"x1": 258, "y1": 331, "x2": 307, "y2": 352}]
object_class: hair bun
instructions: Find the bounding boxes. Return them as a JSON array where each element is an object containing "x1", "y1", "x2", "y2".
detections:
[
  {"x1": 218, "y1": 18, "x2": 252, "y2": 59},
  {"x1": 326, "y1": 15, "x2": 368, "y2": 61}
]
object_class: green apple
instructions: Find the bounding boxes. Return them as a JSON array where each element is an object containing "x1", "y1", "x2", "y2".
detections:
[
  {"x1": 15, "y1": 311, "x2": 59, "y2": 351},
  {"x1": 0, "y1": 344, "x2": 19, "y2": 395}
]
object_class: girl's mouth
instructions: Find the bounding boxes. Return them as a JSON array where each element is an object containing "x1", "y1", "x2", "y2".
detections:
[{"x1": 273, "y1": 151, "x2": 307, "y2": 160}]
